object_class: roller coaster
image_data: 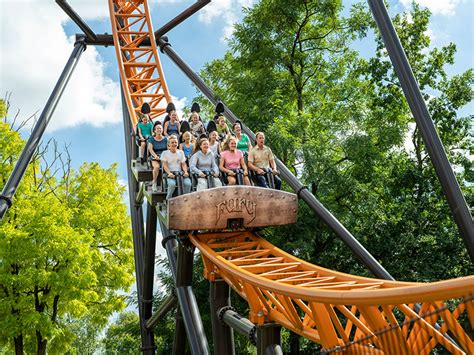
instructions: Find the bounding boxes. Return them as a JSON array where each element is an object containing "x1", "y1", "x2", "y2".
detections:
[{"x1": 0, "y1": 1, "x2": 473, "y2": 354}]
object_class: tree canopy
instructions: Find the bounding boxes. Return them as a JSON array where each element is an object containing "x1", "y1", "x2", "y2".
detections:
[
  {"x1": 196, "y1": 0, "x2": 472, "y2": 280},
  {"x1": 0, "y1": 102, "x2": 135, "y2": 354},
  {"x1": 188, "y1": 3, "x2": 473, "y2": 351}
]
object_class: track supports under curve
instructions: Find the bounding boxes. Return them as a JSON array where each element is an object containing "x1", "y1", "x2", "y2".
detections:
[{"x1": 121, "y1": 88, "x2": 155, "y2": 353}]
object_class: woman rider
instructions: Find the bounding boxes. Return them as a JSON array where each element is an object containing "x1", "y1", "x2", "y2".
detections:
[
  {"x1": 233, "y1": 121, "x2": 251, "y2": 154},
  {"x1": 147, "y1": 124, "x2": 168, "y2": 192},
  {"x1": 189, "y1": 138, "x2": 222, "y2": 191},
  {"x1": 219, "y1": 137, "x2": 251, "y2": 186}
]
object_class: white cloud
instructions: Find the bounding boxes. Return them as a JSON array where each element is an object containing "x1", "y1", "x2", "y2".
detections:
[
  {"x1": 66, "y1": 0, "x2": 111, "y2": 20},
  {"x1": 0, "y1": 1, "x2": 188, "y2": 133},
  {"x1": 399, "y1": 0, "x2": 463, "y2": 16},
  {"x1": 0, "y1": 2, "x2": 121, "y2": 132},
  {"x1": 198, "y1": 0, "x2": 256, "y2": 41}
]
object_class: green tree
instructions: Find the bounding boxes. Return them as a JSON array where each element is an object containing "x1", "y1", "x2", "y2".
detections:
[
  {"x1": 103, "y1": 312, "x2": 141, "y2": 354},
  {"x1": 0, "y1": 103, "x2": 135, "y2": 354},
  {"x1": 195, "y1": 1, "x2": 472, "y2": 350}
]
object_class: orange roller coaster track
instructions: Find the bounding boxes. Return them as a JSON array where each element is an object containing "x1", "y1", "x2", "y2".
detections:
[
  {"x1": 190, "y1": 231, "x2": 474, "y2": 354},
  {"x1": 108, "y1": 0, "x2": 171, "y2": 124}
]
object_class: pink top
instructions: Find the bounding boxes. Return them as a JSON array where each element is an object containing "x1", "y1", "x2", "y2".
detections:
[{"x1": 220, "y1": 150, "x2": 243, "y2": 170}]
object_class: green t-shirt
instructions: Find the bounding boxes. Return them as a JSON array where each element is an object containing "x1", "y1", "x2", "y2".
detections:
[
  {"x1": 137, "y1": 121, "x2": 153, "y2": 138},
  {"x1": 237, "y1": 134, "x2": 250, "y2": 152},
  {"x1": 216, "y1": 123, "x2": 229, "y2": 135}
]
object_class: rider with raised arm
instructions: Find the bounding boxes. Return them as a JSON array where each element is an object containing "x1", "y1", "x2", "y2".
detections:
[{"x1": 248, "y1": 132, "x2": 281, "y2": 190}]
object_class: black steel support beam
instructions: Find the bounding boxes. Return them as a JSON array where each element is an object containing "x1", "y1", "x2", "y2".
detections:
[
  {"x1": 173, "y1": 309, "x2": 187, "y2": 355},
  {"x1": 154, "y1": 0, "x2": 210, "y2": 39},
  {"x1": 160, "y1": 222, "x2": 210, "y2": 354},
  {"x1": 145, "y1": 292, "x2": 177, "y2": 330},
  {"x1": 256, "y1": 324, "x2": 282, "y2": 355},
  {"x1": 121, "y1": 88, "x2": 154, "y2": 354},
  {"x1": 143, "y1": 204, "x2": 158, "y2": 321},
  {"x1": 367, "y1": 0, "x2": 474, "y2": 262},
  {"x1": 210, "y1": 282, "x2": 236, "y2": 354},
  {"x1": 0, "y1": 39, "x2": 87, "y2": 220},
  {"x1": 156, "y1": 38, "x2": 394, "y2": 281},
  {"x1": 56, "y1": 0, "x2": 97, "y2": 41},
  {"x1": 176, "y1": 237, "x2": 195, "y2": 287}
]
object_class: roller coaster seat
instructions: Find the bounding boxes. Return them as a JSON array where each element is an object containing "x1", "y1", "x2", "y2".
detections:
[
  {"x1": 163, "y1": 170, "x2": 191, "y2": 200},
  {"x1": 251, "y1": 167, "x2": 282, "y2": 190},
  {"x1": 191, "y1": 170, "x2": 222, "y2": 191},
  {"x1": 221, "y1": 168, "x2": 248, "y2": 186}
]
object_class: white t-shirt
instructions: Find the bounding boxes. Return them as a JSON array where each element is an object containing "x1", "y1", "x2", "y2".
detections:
[
  {"x1": 209, "y1": 141, "x2": 220, "y2": 156},
  {"x1": 161, "y1": 149, "x2": 186, "y2": 172}
]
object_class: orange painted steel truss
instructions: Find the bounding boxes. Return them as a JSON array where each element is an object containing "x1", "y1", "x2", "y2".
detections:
[
  {"x1": 108, "y1": 0, "x2": 171, "y2": 125},
  {"x1": 191, "y1": 231, "x2": 474, "y2": 354}
]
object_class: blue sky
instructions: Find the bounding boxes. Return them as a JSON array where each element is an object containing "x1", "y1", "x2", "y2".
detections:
[{"x1": 0, "y1": 0, "x2": 472, "y2": 188}]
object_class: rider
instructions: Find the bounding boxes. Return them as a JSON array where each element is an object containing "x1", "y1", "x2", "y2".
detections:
[
  {"x1": 147, "y1": 124, "x2": 168, "y2": 192},
  {"x1": 189, "y1": 138, "x2": 222, "y2": 191},
  {"x1": 136, "y1": 105, "x2": 153, "y2": 164},
  {"x1": 219, "y1": 136, "x2": 251, "y2": 186},
  {"x1": 161, "y1": 135, "x2": 192, "y2": 199},
  {"x1": 248, "y1": 132, "x2": 281, "y2": 190}
]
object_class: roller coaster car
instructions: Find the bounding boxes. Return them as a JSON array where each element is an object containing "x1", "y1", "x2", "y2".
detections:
[
  {"x1": 131, "y1": 158, "x2": 153, "y2": 182},
  {"x1": 143, "y1": 182, "x2": 167, "y2": 205},
  {"x1": 250, "y1": 167, "x2": 278, "y2": 189},
  {"x1": 167, "y1": 186, "x2": 298, "y2": 231}
]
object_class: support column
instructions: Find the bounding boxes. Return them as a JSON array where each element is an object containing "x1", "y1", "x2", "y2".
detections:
[
  {"x1": 0, "y1": 39, "x2": 87, "y2": 219},
  {"x1": 173, "y1": 309, "x2": 186, "y2": 355},
  {"x1": 143, "y1": 203, "x2": 158, "y2": 321},
  {"x1": 257, "y1": 323, "x2": 282, "y2": 355},
  {"x1": 121, "y1": 89, "x2": 153, "y2": 353},
  {"x1": 210, "y1": 281, "x2": 235, "y2": 355},
  {"x1": 367, "y1": 0, "x2": 474, "y2": 262}
]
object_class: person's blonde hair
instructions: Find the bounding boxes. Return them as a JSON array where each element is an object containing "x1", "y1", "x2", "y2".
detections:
[
  {"x1": 223, "y1": 136, "x2": 238, "y2": 151},
  {"x1": 167, "y1": 135, "x2": 178, "y2": 146},
  {"x1": 182, "y1": 131, "x2": 192, "y2": 141}
]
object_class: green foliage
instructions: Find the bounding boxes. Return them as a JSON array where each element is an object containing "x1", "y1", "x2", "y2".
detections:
[
  {"x1": 103, "y1": 312, "x2": 141, "y2": 354},
  {"x1": 0, "y1": 107, "x2": 134, "y2": 353},
  {"x1": 190, "y1": 1, "x2": 474, "y2": 352},
  {"x1": 197, "y1": 0, "x2": 473, "y2": 279}
]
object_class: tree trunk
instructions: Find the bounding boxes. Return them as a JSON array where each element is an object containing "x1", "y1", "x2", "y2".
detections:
[
  {"x1": 297, "y1": 93, "x2": 304, "y2": 115},
  {"x1": 14, "y1": 334, "x2": 23, "y2": 355},
  {"x1": 289, "y1": 331, "x2": 300, "y2": 355},
  {"x1": 36, "y1": 330, "x2": 47, "y2": 355}
]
